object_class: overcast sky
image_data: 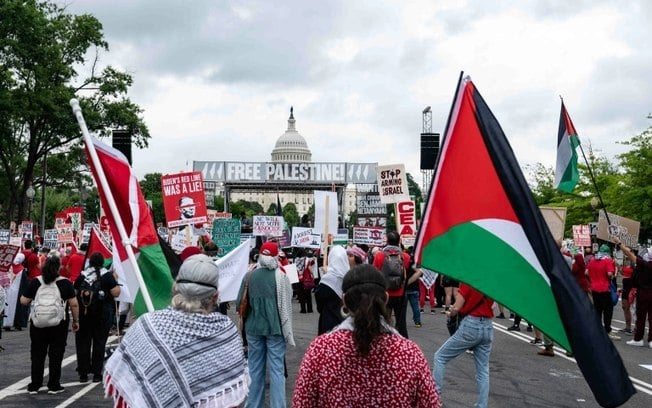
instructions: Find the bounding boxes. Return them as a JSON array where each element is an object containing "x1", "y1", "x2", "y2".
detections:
[{"x1": 61, "y1": 0, "x2": 652, "y2": 190}]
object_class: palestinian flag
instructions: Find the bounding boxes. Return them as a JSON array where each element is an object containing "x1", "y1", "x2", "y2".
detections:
[
  {"x1": 414, "y1": 75, "x2": 634, "y2": 408},
  {"x1": 554, "y1": 102, "x2": 581, "y2": 192},
  {"x1": 84, "y1": 137, "x2": 174, "y2": 316}
]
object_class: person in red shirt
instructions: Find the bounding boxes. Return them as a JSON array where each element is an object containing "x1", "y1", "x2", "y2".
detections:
[
  {"x1": 586, "y1": 244, "x2": 617, "y2": 338},
  {"x1": 67, "y1": 243, "x2": 87, "y2": 283},
  {"x1": 434, "y1": 283, "x2": 494, "y2": 408},
  {"x1": 620, "y1": 258, "x2": 635, "y2": 334},
  {"x1": 372, "y1": 231, "x2": 412, "y2": 338},
  {"x1": 22, "y1": 240, "x2": 41, "y2": 282}
]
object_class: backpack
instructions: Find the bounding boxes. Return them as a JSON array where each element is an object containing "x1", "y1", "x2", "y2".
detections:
[
  {"x1": 30, "y1": 276, "x2": 65, "y2": 328},
  {"x1": 78, "y1": 267, "x2": 106, "y2": 316},
  {"x1": 301, "y1": 260, "x2": 315, "y2": 290},
  {"x1": 381, "y1": 247, "x2": 405, "y2": 291}
]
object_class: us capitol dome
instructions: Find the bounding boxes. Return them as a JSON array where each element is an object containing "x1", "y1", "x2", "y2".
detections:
[{"x1": 271, "y1": 107, "x2": 312, "y2": 163}]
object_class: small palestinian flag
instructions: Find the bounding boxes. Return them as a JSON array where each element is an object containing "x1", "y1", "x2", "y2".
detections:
[
  {"x1": 554, "y1": 102, "x2": 581, "y2": 192},
  {"x1": 414, "y1": 75, "x2": 634, "y2": 408}
]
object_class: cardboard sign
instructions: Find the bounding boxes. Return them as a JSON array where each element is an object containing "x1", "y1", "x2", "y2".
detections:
[
  {"x1": 0, "y1": 244, "x2": 20, "y2": 273},
  {"x1": 572, "y1": 225, "x2": 591, "y2": 248},
  {"x1": 291, "y1": 227, "x2": 321, "y2": 248},
  {"x1": 253, "y1": 216, "x2": 284, "y2": 237},
  {"x1": 212, "y1": 218, "x2": 241, "y2": 256},
  {"x1": 313, "y1": 191, "x2": 338, "y2": 235},
  {"x1": 353, "y1": 227, "x2": 386, "y2": 246},
  {"x1": 396, "y1": 200, "x2": 416, "y2": 237},
  {"x1": 161, "y1": 171, "x2": 208, "y2": 228},
  {"x1": 597, "y1": 210, "x2": 640, "y2": 247},
  {"x1": 376, "y1": 164, "x2": 409, "y2": 204},
  {"x1": 539, "y1": 207, "x2": 567, "y2": 243}
]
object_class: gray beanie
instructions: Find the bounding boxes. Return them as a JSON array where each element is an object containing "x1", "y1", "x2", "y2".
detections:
[{"x1": 176, "y1": 254, "x2": 219, "y2": 298}]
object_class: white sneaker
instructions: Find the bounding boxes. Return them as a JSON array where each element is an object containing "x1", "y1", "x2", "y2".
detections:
[
  {"x1": 649, "y1": 341, "x2": 652, "y2": 349},
  {"x1": 626, "y1": 339, "x2": 644, "y2": 346}
]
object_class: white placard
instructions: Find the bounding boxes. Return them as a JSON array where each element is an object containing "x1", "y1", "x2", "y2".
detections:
[
  {"x1": 291, "y1": 227, "x2": 321, "y2": 248},
  {"x1": 313, "y1": 191, "x2": 338, "y2": 235},
  {"x1": 283, "y1": 263, "x2": 299, "y2": 284},
  {"x1": 376, "y1": 164, "x2": 409, "y2": 204},
  {"x1": 253, "y1": 215, "x2": 284, "y2": 237}
]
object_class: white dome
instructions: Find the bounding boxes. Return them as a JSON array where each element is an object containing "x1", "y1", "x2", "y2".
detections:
[{"x1": 271, "y1": 107, "x2": 312, "y2": 163}]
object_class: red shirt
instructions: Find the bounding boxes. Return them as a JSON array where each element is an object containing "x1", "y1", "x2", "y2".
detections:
[
  {"x1": 22, "y1": 250, "x2": 41, "y2": 281},
  {"x1": 621, "y1": 265, "x2": 634, "y2": 279},
  {"x1": 67, "y1": 252, "x2": 86, "y2": 283},
  {"x1": 587, "y1": 257, "x2": 615, "y2": 293},
  {"x1": 293, "y1": 330, "x2": 440, "y2": 408},
  {"x1": 458, "y1": 284, "x2": 494, "y2": 317},
  {"x1": 372, "y1": 249, "x2": 411, "y2": 297}
]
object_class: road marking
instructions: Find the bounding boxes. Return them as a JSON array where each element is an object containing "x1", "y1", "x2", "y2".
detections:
[
  {"x1": 55, "y1": 382, "x2": 101, "y2": 408},
  {"x1": 641, "y1": 365, "x2": 652, "y2": 371}
]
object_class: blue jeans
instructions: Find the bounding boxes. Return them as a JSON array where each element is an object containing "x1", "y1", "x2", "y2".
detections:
[
  {"x1": 434, "y1": 316, "x2": 493, "y2": 408},
  {"x1": 246, "y1": 334, "x2": 287, "y2": 408},
  {"x1": 406, "y1": 289, "x2": 421, "y2": 324}
]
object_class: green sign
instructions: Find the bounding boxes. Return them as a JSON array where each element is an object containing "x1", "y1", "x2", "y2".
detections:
[{"x1": 212, "y1": 218, "x2": 241, "y2": 256}]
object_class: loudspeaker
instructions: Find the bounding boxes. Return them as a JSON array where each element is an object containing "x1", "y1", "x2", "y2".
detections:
[
  {"x1": 420, "y1": 133, "x2": 440, "y2": 170},
  {"x1": 112, "y1": 129, "x2": 132, "y2": 165}
]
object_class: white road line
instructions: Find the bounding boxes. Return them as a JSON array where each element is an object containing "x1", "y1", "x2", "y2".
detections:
[{"x1": 55, "y1": 382, "x2": 101, "y2": 408}]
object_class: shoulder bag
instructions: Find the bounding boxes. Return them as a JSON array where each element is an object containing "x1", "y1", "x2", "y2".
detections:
[{"x1": 446, "y1": 296, "x2": 486, "y2": 336}]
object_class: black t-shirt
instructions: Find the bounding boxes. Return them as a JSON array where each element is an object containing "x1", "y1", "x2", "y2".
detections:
[{"x1": 24, "y1": 277, "x2": 76, "y2": 301}]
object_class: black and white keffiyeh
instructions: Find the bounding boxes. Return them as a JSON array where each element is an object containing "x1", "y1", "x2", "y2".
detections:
[{"x1": 104, "y1": 307, "x2": 249, "y2": 408}]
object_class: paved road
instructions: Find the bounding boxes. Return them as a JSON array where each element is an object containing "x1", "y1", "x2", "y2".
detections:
[{"x1": 2, "y1": 301, "x2": 651, "y2": 407}]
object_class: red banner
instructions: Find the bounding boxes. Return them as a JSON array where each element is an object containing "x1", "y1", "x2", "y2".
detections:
[{"x1": 161, "y1": 171, "x2": 208, "y2": 228}]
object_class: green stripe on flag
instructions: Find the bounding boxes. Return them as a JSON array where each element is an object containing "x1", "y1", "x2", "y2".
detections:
[
  {"x1": 420, "y1": 222, "x2": 570, "y2": 350},
  {"x1": 133, "y1": 244, "x2": 174, "y2": 316}
]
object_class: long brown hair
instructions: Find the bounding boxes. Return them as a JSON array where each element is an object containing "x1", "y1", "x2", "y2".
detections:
[{"x1": 341, "y1": 264, "x2": 390, "y2": 357}]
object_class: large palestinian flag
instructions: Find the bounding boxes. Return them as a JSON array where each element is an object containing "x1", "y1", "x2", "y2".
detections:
[{"x1": 414, "y1": 75, "x2": 634, "y2": 408}]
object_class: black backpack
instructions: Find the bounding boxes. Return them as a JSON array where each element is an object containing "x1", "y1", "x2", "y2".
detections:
[
  {"x1": 381, "y1": 247, "x2": 405, "y2": 290},
  {"x1": 78, "y1": 267, "x2": 106, "y2": 316}
]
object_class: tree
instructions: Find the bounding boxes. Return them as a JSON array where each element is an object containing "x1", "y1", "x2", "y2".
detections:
[
  {"x1": 282, "y1": 202, "x2": 299, "y2": 229},
  {"x1": 139, "y1": 173, "x2": 165, "y2": 224},
  {"x1": 0, "y1": 0, "x2": 150, "y2": 226}
]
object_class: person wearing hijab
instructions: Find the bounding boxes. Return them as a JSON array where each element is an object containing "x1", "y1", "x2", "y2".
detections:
[
  {"x1": 104, "y1": 254, "x2": 249, "y2": 408},
  {"x1": 236, "y1": 242, "x2": 294, "y2": 408},
  {"x1": 314, "y1": 245, "x2": 350, "y2": 334},
  {"x1": 293, "y1": 264, "x2": 440, "y2": 407}
]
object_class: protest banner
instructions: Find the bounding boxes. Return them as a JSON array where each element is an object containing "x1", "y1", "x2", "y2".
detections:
[
  {"x1": 9, "y1": 236, "x2": 22, "y2": 247},
  {"x1": 376, "y1": 164, "x2": 409, "y2": 204},
  {"x1": 253, "y1": 215, "x2": 284, "y2": 237},
  {"x1": 161, "y1": 171, "x2": 208, "y2": 228},
  {"x1": 65, "y1": 207, "x2": 83, "y2": 243},
  {"x1": 291, "y1": 227, "x2": 321, "y2": 248},
  {"x1": 0, "y1": 229, "x2": 10, "y2": 244},
  {"x1": 212, "y1": 218, "x2": 241, "y2": 256},
  {"x1": 0, "y1": 244, "x2": 20, "y2": 273},
  {"x1": 572, "y1": 225, "x2": 592, "y2": 248},
  {"x1": 352, "y1": 226, "x2": 386, "y2": 246},
  {"x1": 539, "y1": 206, "x2": 567, "y2": 243},
  {"x1": 597, "y1": 210, "x2": 640, "y2": 247}
]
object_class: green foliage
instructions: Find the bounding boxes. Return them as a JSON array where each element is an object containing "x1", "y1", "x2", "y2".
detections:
[
  {"x1": 139, "y1": 173, "x2": 165, "y2": 224},
  {"x1": 282, "y1": 202, "x2": 299, "y2": 229},
  {"x1": 0, "y1": 0, "x2": 150, "y2": 227}
]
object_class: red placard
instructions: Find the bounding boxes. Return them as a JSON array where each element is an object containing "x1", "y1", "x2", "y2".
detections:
[{"x1": 161, "y1": 171, "x2": 208, "y2": 228}]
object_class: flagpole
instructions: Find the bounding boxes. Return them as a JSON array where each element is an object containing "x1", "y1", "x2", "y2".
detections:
[{"x1": 70, "y1": 99, "x2": 156, "y2": 313}]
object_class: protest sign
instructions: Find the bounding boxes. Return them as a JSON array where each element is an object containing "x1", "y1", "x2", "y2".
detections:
[
  {"x1": 291, "y1": 227, "x2": 321, "y2": 248},
  {"x1": 396, "y1": 200, "x2": 416, "y2": 237},
  {"x1": 313, "y1": 191, "x2": 338, "y2": 235},
  {"x1": 213, "y1": 238, "x2": 253, "y2": 302},
  {"x1": 572, "y1": 225, "x2": 592, "y2": 248},
  {"x1": 161, "y1": 171, "x2": 208, "y2": 228},
  {"x1": 56, "y1": 223, "x2": 74, "y2": 243},
  {"x1": 376, "y1": 164, "x2": 409, "y2": 204},
  {"x1": 353, "y1": 227, "x2": 386, "y2": 246},
  {"x1": 212, "y1": 218, "x2": 241, "y2": 256},
  {"x1": 597, "y1": 210, "x2": 640, "y2": 247},
  {"x1": 20, "y1": 221, "x2": 33, "y2": 241},
  {"x1": 43, "y1": 229, "x2": 59, "y2": 249},
  {"x1": 0, "y1": 244, "x2": 20, "y2": 273},
  {"x1": 0, "y1": 229, "x2": 10, "y2": 244},
  {"x1": 539, "y1": 207, "x2": 567, "y2": 243},
  {"x1": 253, "y1": 216, "x2": 284, "y2": 237}
]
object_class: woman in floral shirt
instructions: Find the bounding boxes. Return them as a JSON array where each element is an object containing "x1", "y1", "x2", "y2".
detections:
[{"x1": 293, "y1": 264, "x2": 440, "y2": 408}]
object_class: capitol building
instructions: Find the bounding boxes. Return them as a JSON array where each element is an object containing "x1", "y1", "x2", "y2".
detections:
[{"x1": 224, "y1": 108, "x2": 357, "y2": 221}]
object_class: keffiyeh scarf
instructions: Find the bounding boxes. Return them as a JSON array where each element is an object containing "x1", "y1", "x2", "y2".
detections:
[{"x1": 104, "y1": 307, "x2": 249, "y2": 408}]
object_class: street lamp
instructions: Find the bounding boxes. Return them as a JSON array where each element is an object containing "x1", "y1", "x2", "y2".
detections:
[{"x1": 26, "y1": 184, "x2": 36, "y2": 221}]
